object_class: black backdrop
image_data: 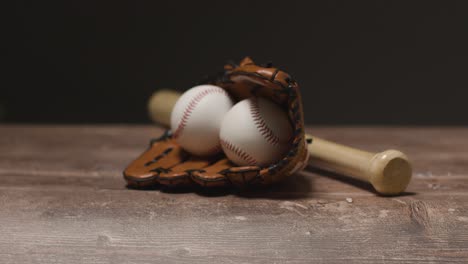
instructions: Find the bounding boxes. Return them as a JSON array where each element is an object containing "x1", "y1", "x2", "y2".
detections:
[{"x1": 4, "y1": 1, "x2": 468, "y2": 125}]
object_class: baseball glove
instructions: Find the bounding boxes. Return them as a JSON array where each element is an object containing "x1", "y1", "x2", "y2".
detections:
[{"x1": 124, "y1": 57, "x2": 310, "y2": 188}]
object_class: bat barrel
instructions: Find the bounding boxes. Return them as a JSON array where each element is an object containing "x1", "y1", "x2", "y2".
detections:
[{"x1": 307, "y1": 136, "x2": 412, "y2": 195}]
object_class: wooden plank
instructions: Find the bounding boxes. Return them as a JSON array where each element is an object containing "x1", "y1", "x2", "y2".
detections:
[
  {"x1": 0, "y1": 125, "x2": 467, "y2": 263},
  {"x1": 0, "y1": 187, "x2": 467, "y2": 264}
]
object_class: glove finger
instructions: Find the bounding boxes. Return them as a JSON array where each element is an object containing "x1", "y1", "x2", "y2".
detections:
[
  {"x1": 190, "y1": 159, "x2": 233, "y2": 187},
  {"x1": 190, "y1": 159, "x2": 263, "y2": 187},
  {"x1": 158, "y1": 155, "x2": 222, "y2": 186},
  {"x1": 124, "y1": 137, "x2": 188, "y2": 187},
  {"x1": 222, "y1": 166, "x2": 264, "y2": 186}
]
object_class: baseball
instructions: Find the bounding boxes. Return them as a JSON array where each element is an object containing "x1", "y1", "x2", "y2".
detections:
[
  {"x1": 219, "y1": 97, "x2": 292, "y2": 167},
  {"x1": 171, "y1": 84, "x2": 234, "y2": 156}
]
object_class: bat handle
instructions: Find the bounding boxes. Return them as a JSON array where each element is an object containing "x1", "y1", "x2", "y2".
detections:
[{"x1": 306, "y1": 135, "x2": 412, "y2": 195}]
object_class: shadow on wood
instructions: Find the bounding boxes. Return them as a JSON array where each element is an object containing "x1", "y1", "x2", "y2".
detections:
[
  {"x1": 307, "y1": 166, "x2": 417, "y2": 197},
  {"x1": 125, "y1": 172, "x2": 314, "y2": 200},
  {"x1": 234, "y1": 172, "x2": 314, "y2": 200}
]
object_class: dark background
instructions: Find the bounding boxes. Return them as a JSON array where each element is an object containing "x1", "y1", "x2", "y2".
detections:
[{"x1": 3, "y1": 1, "x2": 468, "y2": 125}]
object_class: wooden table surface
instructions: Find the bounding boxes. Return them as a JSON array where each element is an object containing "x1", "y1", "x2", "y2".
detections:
[{"x1": 0, "y1": 125, "x2": 467, "y2": 264}]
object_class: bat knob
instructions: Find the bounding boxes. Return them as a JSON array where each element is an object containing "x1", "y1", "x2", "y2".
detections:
[
  {"x1": 148, "y1": 90, "x2": 181, "y2": 126},
  {"x1": 368, "y1": 150, "x2": 412, "y2": 195}
]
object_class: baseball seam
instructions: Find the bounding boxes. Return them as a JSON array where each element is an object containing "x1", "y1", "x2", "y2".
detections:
[
  {"x1": 249, "y1": 98, "x2": 281, "y2": 146},
  {"x1": 173, "y1": 87, "x2": 228, "y2": 139},
  {"x1": 220, "y1": 139, "x2": 258, "y2": 165}
]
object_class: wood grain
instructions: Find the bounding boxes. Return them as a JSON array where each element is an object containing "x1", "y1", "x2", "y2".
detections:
[{"x1": 0, "y1": 125, "x2": 467, "y2": 263}]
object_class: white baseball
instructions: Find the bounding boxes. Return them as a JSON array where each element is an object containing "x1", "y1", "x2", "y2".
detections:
[
  {"x1": 171, "y1": 85, "x2": 234, "y2": 156},
  {"x1": 219, "y1": 97, "x2": 292, "y2": 167}
]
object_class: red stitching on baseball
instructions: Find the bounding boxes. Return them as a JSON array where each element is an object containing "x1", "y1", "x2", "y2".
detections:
[
  {"x1": 220, "y1": 139, "x2": 257, "y2": 165},
  {"x1": 173, "y1": 87, "x2": 228, "y2": 139},
  {"x1": 249, "y1": 98, "x2": 281, "y2": 145}
]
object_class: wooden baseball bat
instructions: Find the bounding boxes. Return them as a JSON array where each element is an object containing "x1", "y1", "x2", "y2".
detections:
[{"x1": 148, "y1": 90, "x2": 412, "y2": 195}]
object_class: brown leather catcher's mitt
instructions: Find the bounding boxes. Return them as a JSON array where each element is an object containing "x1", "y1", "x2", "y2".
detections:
[{"x1": 124, "y1": 57, "x2": 309, "y2": 188}]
